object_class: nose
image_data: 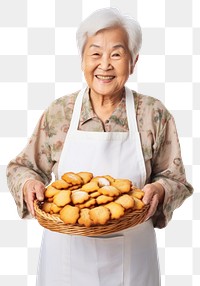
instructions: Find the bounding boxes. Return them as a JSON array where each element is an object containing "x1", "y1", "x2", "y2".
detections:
[{"x1": 99, "y1": 55, "x2": 112, "y2": 71}]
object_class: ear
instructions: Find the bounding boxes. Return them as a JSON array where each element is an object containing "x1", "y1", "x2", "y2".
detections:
[{"x1": 130, "y1": 54, "x2": 139, "y2": 75}]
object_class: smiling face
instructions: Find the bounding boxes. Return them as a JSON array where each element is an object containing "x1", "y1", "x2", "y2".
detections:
[{"x1": 82, "y1": 27, "x2": 135, "y2": 99}]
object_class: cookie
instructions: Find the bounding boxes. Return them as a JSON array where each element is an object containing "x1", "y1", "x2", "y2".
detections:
[
  {"x1": 61, "y1": 172, "x2": 83, "y2": 185},
  {"x1": 104, "y1": 175, "x2": 115, "y2": 183},
  {"x1": 115, "y1": 194, "x2": 134, "y2": 210},
  {"x1": 111, "y1": 179, "x2": 131, "y2": 194},
  {"x1": 133, "y1": 197, "x2": 145, "y2": 210},
  {"x1": 97, "y1": 177, "x2": 110, "y2": 187},
  {"x1": 60, "y1": 205, "x2": 80, "y2": 224},
  {"x1": 68, "y1": 184, "x2": 82, "y2": 191},
  {"x1": 51, "y1": 179, "x2": 71, "y2": 190},
  {"x1": 50, "y1": 203, "x2": 62, "y2": 214},
  {"x1": 81, "y1": 181, "x2": 99, "y2": 193},
  {"x1": 42, "y1": 201, "x2": 52, "y2": 213},
  {"x1": 78, "y1": 208, "x2": 93, "y2": 227},
  {"x1": 90, "y1": 176, "x2": 102, "y2": 183},
  {"x1": 105, "y1": 202, "x2": 125, "y2": 219},
  {"x1": 90, "y1": 191, "x2": 101, "y2": 198},
  {"x1": 53, "y1": 190, "x2": 71, "y2": 207},
  {"x1": 77, "y1": 172, "x2": 93, "y2": 184},
  {"x1": 71, "y1": 190, "x2": 89, "y2": 205},
  {"x1": 77, "y1": 198, "x2": 96, "y2": 209},
  {"x1": 89, "y1": 206, "x2": 110, "y2": 225},
  {"x1": 130, "y1": 188, "x2": 145, "y2": 199},
  {"x1": 98, "y1": 185, "x2": 120, "y2": 197},
  {"x1": 45, "y1": 185, "x2": 60, "y2": 198},
  {"x1": 96, "y1": 195, "x2": 114, "y2": 205},
  {"x1": 91, "y1": 176, "x2": 111, "y2": 186}
]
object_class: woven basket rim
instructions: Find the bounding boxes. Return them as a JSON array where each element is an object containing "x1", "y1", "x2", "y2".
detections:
[{"x1": 34, "y1": 200, "x2": 149, "y2": 236}]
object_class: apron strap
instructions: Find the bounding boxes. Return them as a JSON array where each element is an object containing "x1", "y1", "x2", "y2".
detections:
[{"x1": 68, "y1": 85, "x2": 88, "y2": 131}]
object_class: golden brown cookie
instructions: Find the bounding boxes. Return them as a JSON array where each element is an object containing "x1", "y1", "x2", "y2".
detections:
[
  {"x1": 78, "y1": 208, "x2": 93, "y2": 227},
  {"x1": 61, "y1": 172, "x2": 83, "y2": 185},
  {"x1": 104, "y1": 175, "x2": 115, "y2": 183},
  {"x1": 45, "y1": 186, "x2": 60, "y2": 198},
  {"x1": 71, "y1": 190, "x2": 89, "y2": 205},
  {"x1": 130, "y1": 188, "x2": 145, "y2": 199},
  {"x1": 90, "y1": 176, "x2": 102, "y2": 183},
  {"x1": 41, "y1": 201, "x2": 52, "y2": 213},
  {"x1": 51, "y1": 179, "x2": 71, "y2": 190},
  {"x1": 98, "y1": 185, "x2": 120, "y2": 197},
  {"x1": 91, "y1": 176, "x2": 112, "y2": 185},
  {"x1": 133, "y1": 197, "x2": 145, "y2": 210},
  {"x1": 97, "y1": 177, "x2": 111, "y2": 187},
  {"x1": 96, "y1": 195, "x2": 114, "y2": 205},
  {"x1": 105, "y1": 202, "x2": 125, "y2": 219},
  {"x1": 115, "y1": 194, "x2": 134, "y2": 210},
  {"x1": 68, "y1": 184, "x2": 82, "y2": 191},
  {"x1": 90, "y1": 191, "x2": 101, "y2": 198},
  {"x1": 60, "y1": 205, "x2": 80, "y2": 224},
  {"x1": 111, "y1": 179, "x2": 132, "y2": 194},
  {"x1": 77, "y1": 198, "x2": 96, "y2": 209},
  {"x1": 50, "y1": 203, "x2": 62, "y2": 214},
  {"x1": 77, "y1": 172, "x2": 93, "y2": 184},
  {"x1": 53, "y1": 190, "x2": 71, "y2": 207},
  {"x1": 81, "y1": 181, "x2": 99, "y2": 193},
  {"x1": 89, "y1": 206, "x2": 110, "y2": 225}
]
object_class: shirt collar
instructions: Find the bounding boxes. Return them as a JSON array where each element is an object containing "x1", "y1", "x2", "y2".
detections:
[
  {"x1": 79, "y1": 88, "x2": 97, "y2": 126},
  {"x1": 79, "y1": 87, "x2": 127, "y2": 126}
]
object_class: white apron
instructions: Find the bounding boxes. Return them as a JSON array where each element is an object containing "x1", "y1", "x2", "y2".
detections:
[{"x1": 36, "y1": 87, "x2": 160, "y2": 286}]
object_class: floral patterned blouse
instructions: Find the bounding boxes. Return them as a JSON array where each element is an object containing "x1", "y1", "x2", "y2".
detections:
[{"x1": 6, "y1": 88, "x2": 193, "y2": 228}]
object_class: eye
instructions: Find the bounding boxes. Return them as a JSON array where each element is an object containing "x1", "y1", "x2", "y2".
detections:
[
  {"x1": 112, "y1": 53, "x2": 120, "y2": 58},
  {"x1": 91, "y1": 53, "x2": 100, "y2": 57}
]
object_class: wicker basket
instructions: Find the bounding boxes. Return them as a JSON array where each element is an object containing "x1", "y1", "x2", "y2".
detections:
[{"x1": 34, "y1": 200, "x2": 149, "y2": 236}]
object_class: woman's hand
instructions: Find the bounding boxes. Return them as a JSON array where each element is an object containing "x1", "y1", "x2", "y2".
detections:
[
  {"x1": 23, "y1": 179, "x2": 45, "y2": 217},
  {"x1": 142, "y1": 182, "x2": 165, "y2": 220}
]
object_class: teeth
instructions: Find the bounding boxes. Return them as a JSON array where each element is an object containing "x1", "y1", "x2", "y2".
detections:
[{"x1": 96, "y1": 75, "x2": 114, "y2": 80}]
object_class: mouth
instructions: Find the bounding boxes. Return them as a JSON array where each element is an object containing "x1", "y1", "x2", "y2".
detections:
[{"x1": 95, "y1": 75, "x2": 115, "y2": 80}]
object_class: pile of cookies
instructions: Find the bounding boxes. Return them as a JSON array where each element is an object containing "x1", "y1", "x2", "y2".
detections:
[{"x1": 41, "y1": 172, "x2": 145, "y2": 227}]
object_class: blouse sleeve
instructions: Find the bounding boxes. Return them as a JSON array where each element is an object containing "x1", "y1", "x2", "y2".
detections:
[
  {"x1": 150, "y1": 107, "x2": 193, "y2": 228},
  {"x1": 6, "y1": 110, "x2": 53, "y2": 218}
]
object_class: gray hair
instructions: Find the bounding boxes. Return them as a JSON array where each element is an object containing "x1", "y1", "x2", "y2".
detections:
[{"x1": 76, "y1": 7, "x2": 142, "y2": 61}]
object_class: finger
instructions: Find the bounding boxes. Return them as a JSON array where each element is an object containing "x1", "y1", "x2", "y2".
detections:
[
  {"x1": 145, "y1": 194, "x2": 159, "y2": 220},
  {"x1": 23, "y1": 180, "x2": 45, "y2": 217},
  {"x1": 31, "y1": 184, "x2": 45, "y2": 216},
  {"x1": 35, "y1": 184, "x2": 45, "y2": 201},
  {"x1": 142, "y1": 186, "x2": 154, "y2": 204},
  {"x1": 142, "y1": 193, "x2": 151, "y2": 205},
  {"x1": 26, "y1": 190, "x2": 36, "y2": 217}
]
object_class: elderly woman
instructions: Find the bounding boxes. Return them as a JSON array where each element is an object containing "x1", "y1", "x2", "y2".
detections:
[{"x1": 7, "y1": 7, "x2": 193, "y2": 286}]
